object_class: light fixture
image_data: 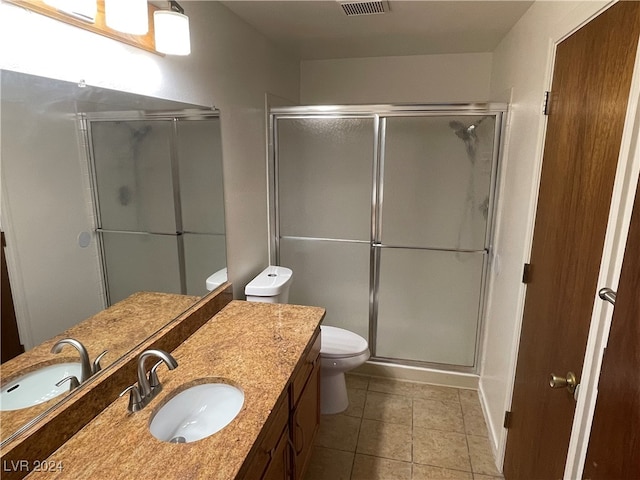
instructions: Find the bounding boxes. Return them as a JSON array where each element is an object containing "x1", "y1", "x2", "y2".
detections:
[
  {"x1": 105, "y1": 0, "x2": 149, "y2": 35},
  {"x1": 154, "y1": 1, "x2": 190, "y2": 56}
]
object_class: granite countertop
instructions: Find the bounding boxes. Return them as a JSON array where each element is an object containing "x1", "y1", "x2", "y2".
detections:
[
  {"x1": 0, "y1": 292, "x2": 198, "y2": 440},
  {"x1": 25, "y1": 300, "x2": 325, "y2": 480}
]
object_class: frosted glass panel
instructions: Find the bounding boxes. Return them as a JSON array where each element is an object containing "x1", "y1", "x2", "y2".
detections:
[
  {"x1": 279, "y1": 238, "x2": 370, "y2": 340},
  {"x1": 101, "y1": 232, "x2": 181, "y2": 304},
  {"x1": 91, "y1": 121, "x2": 176, "y2": 233},
  {"x1": 183, "y1": 233, "x2": 227, "y2": 296},
  {"x1": 177, "y1": 119, "x2": 225, "y2": 234},
  {"x1": 381, "y1": 116, "x2": 496, "y2": 250},
  {"x1": 376, "y1": 248, "x2": 485, "y2": 366},
  {"x1": 278, "y1": 118, "x2": 374, "y2": 241}
]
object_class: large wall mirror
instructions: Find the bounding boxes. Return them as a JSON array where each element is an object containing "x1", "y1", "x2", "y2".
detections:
[{"x1": 0, "y1": 69, "x2": 227, "y2": 442}]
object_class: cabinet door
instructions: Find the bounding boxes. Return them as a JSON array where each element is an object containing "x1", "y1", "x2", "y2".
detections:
[
  {"x1": 291, "y1": 364, "x2": 320, "y2": 480},
  {"x1": 263, "y1": 427, "x2": 291, "y2": 480}
]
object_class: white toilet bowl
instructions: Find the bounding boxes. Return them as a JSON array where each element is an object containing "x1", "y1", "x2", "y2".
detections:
[{"x1": 320, "y1": 325, "x2": 370, "y2": 415}]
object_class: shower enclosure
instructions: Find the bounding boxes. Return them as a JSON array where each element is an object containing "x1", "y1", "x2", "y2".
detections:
[
  {"x1": 270, "y1": 104, "x2": 504, "y2": 370},
  {"x1": 84, "y1": 111, "x2": 226, "y2": 305}
]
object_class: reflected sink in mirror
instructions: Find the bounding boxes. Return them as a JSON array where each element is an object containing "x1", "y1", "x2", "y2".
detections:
[
  {"x1": 0, "y1": 363, "x2": 82, "y2": 411},
  {"x1": 149, "y1": 382, "x2": 244, "y2": 443}
]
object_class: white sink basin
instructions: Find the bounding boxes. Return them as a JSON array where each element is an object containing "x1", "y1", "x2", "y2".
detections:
[
  {"x1": 149, "y1": 383, "x2": 244, "y2": 444},
  {"x1": 0, "y1": 363, "x2": 82, "y2": 411}
]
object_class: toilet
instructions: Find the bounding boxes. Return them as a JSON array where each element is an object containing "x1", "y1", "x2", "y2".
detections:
[
  {"x1": 319, "y1": 326, "x2": 370, "y2": 414},
  {"x1": 245, "y1": 265, "x2": 370, "y2": 415},
  {"x1": 244, "y1": 265, "x2": 292, "y2": 303}
]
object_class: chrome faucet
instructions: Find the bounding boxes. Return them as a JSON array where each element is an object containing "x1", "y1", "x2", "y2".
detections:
[
  {"x1": 51, "y1": 338, "x2": 92, "y2": 382},
  {"x1": 120, "y1": 349, "x2": 178, "y2": 413}
]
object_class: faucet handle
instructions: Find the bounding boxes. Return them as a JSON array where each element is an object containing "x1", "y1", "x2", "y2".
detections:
[
  {"x1": 56, "y1": 375, "x2": 80, "y2": 392},
  {"x1": 92, "y1": 350, "x2": 108, "y2": 374},
  {"x1": 148, "y1": 360, "x2": 164, "y2": 394},
  {"x1": 119, "y1": 384, "x2": 143, "y2": 413}
]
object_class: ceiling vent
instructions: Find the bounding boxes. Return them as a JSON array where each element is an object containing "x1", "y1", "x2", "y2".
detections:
[{"x1": 338, "y1": 0, "x2": 389, "y2": 16}]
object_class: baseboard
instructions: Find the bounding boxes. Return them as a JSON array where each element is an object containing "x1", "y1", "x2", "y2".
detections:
[
  {"x1": 478, "y1": 380, "x2": 506, "y2": 473},
  {"x1": 354, "y1": 360, "x2": 480, "y2": 390}
]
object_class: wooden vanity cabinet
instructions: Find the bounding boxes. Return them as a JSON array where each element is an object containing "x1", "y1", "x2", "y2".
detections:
[
  {"x1": 239, "y1": 329, "x2": 320, "y2": 480},
  {"x1": 290, "y1": 334, "x2": 321, "y2": 480}
]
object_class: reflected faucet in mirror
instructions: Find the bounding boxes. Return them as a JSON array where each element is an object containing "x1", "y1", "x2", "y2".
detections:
[{"x1": 50, "y1": 338, "x2": 107, "y2": 383}]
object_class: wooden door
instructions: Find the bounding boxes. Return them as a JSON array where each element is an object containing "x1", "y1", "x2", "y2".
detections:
[
  {"x1": 503, "y1": 3, "x2": 640, "y2": 478},
  {"x1": 582, "y1": 184, "x2": 640, "y2": 479}
]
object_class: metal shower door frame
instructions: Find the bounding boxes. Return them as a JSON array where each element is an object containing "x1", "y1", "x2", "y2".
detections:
[{"x1": 269, "y1": 103, "x2": 506, "y2": 372}]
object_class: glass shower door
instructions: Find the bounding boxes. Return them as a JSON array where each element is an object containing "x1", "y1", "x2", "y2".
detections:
[
  {"x1": 276, "y1": 117, "x2": 375, "y2": 338},
  {"x1": 375, "y1": 115, "x2": 497, "y2": 366}
]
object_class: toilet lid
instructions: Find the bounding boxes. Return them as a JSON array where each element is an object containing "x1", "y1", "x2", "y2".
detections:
[{"x1": 321, "y1": 325, "x2": 369, "y2": 358}]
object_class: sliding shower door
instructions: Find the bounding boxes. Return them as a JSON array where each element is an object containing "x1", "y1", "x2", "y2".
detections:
[
  {"x1": 276, "y1": 117, "x2": 374, "y2": 339},
  {"x1": 88, "y1": 113, "x2": 226, "y2": 304},
  {"x1": 272, "y1": 106, "x2": 503, "y2": 370},
  {"x1": 375, "y1": 115, "x2": 497, "y2": 366}
]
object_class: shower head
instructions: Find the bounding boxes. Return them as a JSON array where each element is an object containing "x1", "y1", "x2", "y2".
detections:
[{"x1": 449, "y1": 116, "x2": 489, "y2": 141}]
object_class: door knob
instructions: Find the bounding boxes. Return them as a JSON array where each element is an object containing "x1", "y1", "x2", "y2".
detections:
[{"x1": 549, "y1": 371, "x2": 577, "y2": 394}]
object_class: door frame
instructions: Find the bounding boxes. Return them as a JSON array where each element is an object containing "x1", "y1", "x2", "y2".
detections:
[{"x1": 500, "y1": 1, "x2": 640, "y2": 477}]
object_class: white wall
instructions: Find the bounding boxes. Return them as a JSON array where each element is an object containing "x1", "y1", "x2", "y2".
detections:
[
  {"x1": 301, "y1": 53, "x2": 492, "y2": 104},
  {"x1": 0, "y1": 2, "x2": 299, "y2": 347},
  {"x1": 480, "y1": 0, "x2": 610, "y2": 467}
]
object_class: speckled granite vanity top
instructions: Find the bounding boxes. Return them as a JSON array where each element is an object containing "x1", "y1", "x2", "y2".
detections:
[
  {"x1": 0, "y1": 292, "x2": 198, "y2": 439},
  {"x1": 25, "y1": 300, "x2": 325, "y2": 480}
]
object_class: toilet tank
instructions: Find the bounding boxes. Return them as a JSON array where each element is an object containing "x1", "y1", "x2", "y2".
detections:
[{"x1": 245, "y1": 266, "x2": 293, "y2": 303}]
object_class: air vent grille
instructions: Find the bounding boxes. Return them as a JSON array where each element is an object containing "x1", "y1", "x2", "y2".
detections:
[{"x1": 340, "y1": 1, "x2": 388, "y2": 16}]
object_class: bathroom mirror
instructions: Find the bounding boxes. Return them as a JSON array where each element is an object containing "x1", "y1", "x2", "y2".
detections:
[{"x1": 0, "y1": 69, "x2": 227, "y2": 442}]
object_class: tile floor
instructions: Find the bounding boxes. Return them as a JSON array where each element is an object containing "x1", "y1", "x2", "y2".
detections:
[{"x1": 304, "y1": 374, "x2": 504, "y2": 480}]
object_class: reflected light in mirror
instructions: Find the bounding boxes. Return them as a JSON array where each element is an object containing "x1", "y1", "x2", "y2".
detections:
[
  {"x1": 43, "y1": 0, "x2": 96, "y2": 22},
  {"x1": 105, "y1": 0, "x2": 148, "y2": 35}
]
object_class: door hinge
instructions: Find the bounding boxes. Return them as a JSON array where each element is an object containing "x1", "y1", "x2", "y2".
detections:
[
  {"x1": 522, "y1": 263, "x2": 531, "y2": 284},
  {"x1": 504, "y1": 410, "x2": 512, "y2": 429},
  {"x1": 543, "y1": 91, "x2": 552, "y2": 115}
]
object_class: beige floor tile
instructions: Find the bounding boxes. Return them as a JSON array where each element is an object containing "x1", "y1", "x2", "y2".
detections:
[
  {"x1": 314, "y1": 414, "x2": 361, "y2": 452},
  {"x1": 412, "y1": 464, "x2": 473, "y2": 480},
  {"x1": 364, "y1": 391, "x2": 413, "y2": 426},
  {"x1": 346, "y1": 373, "x2": 370, "y2": 390},
  {"x1": 414, "y1": 398, "x2": 464, "y2": 433},
  {"x1": 413, "y1": 427, "x2": 471, "y2": 472},
  {"x1": 467, "y1": 435, "x2": 501, "y2": 476},
  {"x1": 462, "y1": 410, "x2": 488, "y2": 437},
  {"x1": 413, "y1": 384, "x2": 460, "y2": 403},
  {"x1": 473, "y1": 475, "x2": 504, "y2": 480},
  {"x1": 368, "y1": 377, "x2": 416, "y2": 396},
  {"x1": 303, "y1": 446, "x2": 354, "y2": 480},
  {"x1": 356, "y1": 418, "x2": 412, "y2": 462},
  {"x1": 351, "y1": 454, "x2": 412, "y2": 480},
  {"x1": 458, "y1": 389, "x2": 480, "y2": 406},
  {"x1": 344, "y1": 388, "x2": 366, "y2": 418}
]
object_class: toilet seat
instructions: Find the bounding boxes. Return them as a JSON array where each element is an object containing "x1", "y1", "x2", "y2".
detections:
[{"x1": 321, "y1": 325, "x2": 369, "y2": 359}]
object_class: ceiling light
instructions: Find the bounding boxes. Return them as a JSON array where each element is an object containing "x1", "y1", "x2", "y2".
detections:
[
  {"x1": 154, "y1": 1, "x2": 190, "y2": 55},
  {"x1": 105, "y1": 0, "x2": 149, "y2": 35}
]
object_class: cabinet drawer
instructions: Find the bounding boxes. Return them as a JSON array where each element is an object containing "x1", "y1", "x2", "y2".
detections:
[
  {"x1": 241, "y1": 393, "x2": 289, "y2": 480},
  {"x1": 291, "y1": 330, "x2": 320, "y2": 406}
]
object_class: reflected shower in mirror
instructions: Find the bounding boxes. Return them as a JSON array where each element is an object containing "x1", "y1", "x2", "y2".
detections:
[{"x1": 0, "y1": 70, "x2": 227, "y2": 440}]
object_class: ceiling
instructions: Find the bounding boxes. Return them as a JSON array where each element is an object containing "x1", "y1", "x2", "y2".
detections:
[{"x1": 220, "y1": 0, "x2": 534, "y2": 60}]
